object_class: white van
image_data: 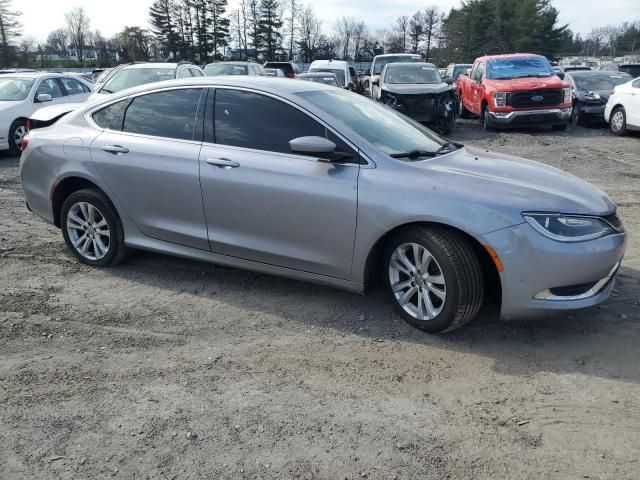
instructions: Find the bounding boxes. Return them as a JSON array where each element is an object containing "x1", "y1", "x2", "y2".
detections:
[{"x1": 307, "y1": 60, "x2": 354, "y2": 90}]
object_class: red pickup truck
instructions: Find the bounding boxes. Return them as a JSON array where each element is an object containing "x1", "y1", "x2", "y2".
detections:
[{"x1": 457, "y1": 53, "x2": 572, "y2": 130}]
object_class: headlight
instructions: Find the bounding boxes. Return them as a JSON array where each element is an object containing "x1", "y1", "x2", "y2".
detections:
[
  {"x1": 494, "y1": 91, "x2": 507, "y2": 108},
  {"x1": 563, "y1": 88, "x2": 571, "y2": 104},
  {"x1": 523, "y1": 213, "x2": 615, "y2": 242}
]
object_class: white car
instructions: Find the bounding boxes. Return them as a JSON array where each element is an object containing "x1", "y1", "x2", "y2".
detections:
[
  {"x1": 604, "y1": 77, "x2": 640, "y2": 135},
  {"x1": 0, "y1": 72, "x2": 93, "y2": 154},
  {"x1": 308, "y1": 60, "x2": 354, "y2": 90}
]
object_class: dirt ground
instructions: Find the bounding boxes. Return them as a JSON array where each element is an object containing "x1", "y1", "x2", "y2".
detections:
[{"x1": 1, "y1": 119, "x2": 639, "y2": 480}]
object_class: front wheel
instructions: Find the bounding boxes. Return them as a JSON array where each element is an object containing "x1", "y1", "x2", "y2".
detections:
[
  {"x1": 61, "y1": 189, "x2": 129, "y2": 267},
  {"x1": 552, "y1": 124, "x2": 568, "y2": 131},
  {"x1": 571, "y1": 104, "x2": 581, "y2": 126},
  {"x1": 483, "y1": 107, "x2": 493, "y2": 131},
  {"x1": 458, "y1": 95, "x2": 470, "y2": 119},
  {"x1": 8, "y1": 119, "x2": 28, "y2": 156},
  {"x1": 384, "y1": 227, "x2": 484, "y2": 334}
]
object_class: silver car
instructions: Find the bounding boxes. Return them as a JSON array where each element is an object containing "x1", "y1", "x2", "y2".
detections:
[{"x1": 19, "y1": 77, "x2": 626, "y2": 333}]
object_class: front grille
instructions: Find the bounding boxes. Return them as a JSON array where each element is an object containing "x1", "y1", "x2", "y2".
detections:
[
  {"x1": 397, "y1": 94, "x2": 434, "y2": 111},
  {"x1": 507, "y1": 89, "x2": 563, "y2": 108},
  {"x1": 603, "y1": 212, "x2": 624, "y2": 232}
]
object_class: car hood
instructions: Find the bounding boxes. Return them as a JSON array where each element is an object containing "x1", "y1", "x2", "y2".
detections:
[
  {"x1": 408, "y1": 146, "x2": 616, "y2": 228},
  {"x1": 381, "y1": 82, "x2": 451, "y2": 95},
  {"x1": 486, "y1": 76, "x2": 568, "y2": 90}
]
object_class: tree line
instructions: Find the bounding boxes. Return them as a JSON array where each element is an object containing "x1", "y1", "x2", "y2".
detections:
[{"x1": 0, "y1": 0, "x2": 638, "y2": 69}]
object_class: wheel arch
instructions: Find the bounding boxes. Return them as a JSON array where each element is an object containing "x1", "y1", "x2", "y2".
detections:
[
  {"x1": 363, "y1": 221, "x2": 502, "y2": 307},
  {"x1": 609, "y1": 103, "x2": 625, "y2": 121},
  {"x1": 51, "y1": 176, "x2": 113, "y2": 228}
]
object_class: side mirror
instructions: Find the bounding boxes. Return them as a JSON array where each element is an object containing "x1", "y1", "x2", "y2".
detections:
[
  {"x1": 36, "y1": 93, "x2": 52, "y2": 103},
  {"x1": 372, "y1": 78, "x2": 379, "y2": 86},
  {"x1": 289, "y1": 136, "x2": 336, "y2": 159},
  {"x1": 364, "y1": 69, "x2": 371, "y2": 76},
  {"x1": 444, "y1": 78, "x2": 453, "y2": 85},
  {"x1": 556, "y1": 71, "x2": 565, "y2": 80}
]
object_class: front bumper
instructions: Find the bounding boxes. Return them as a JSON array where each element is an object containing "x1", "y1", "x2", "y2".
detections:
[
  {"x1": 488, "y1": 107, "x2": 572, "y2": 127},
  {"x1": 480, "y1": 223, "x2": 626, "y2": 320},
  {"x1": 577, "y1": 103, "x2": 606, "y2": 121}
]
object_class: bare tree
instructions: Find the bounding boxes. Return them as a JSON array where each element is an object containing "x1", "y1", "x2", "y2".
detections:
[
  {"x1": 423, "y1": 6, "x2": 440, "y2": 62},
  {"x1": 65, "y1": 6, "x2": 91, "y2": 62},
  {"x1": 336, "y1": 16, "x2": 357, "y2": 59},
  {"x1": 286, "y1": 0, "x2": 298, "y2": 61},
  {"x1": 17, "y1": 35, "x2": 33, "y2": 65},
  {"x1": 45, "y1": 28, "x2": 67, "y2": 55},
  {"x1": 408, "y1": 11, "x2": 423, "y2": 54},
  {"x1": 298, "y1": 5, "x2": 321, "y2": 62},
  {"x1": 0, "y1": 0, "x2": 21, "y2": 68},
  {"x1": 352, "y1": 21, "x2": 366, "y2": 61},
  {"x1": 393, "y1": 15, "x2": 409, "y2": 53}
]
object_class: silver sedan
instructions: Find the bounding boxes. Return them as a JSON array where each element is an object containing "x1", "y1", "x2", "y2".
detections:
[{"x1": 19, "y1": 77, "x2": 626, "y2": 333}]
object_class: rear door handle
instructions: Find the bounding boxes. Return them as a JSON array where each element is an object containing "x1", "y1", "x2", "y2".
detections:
[
  {"x1": 206, "y1": 158, "x2": 240, "y2": 168},
  {"x1": 102, "y1": 145, "x2": 129, "y2": 155}
]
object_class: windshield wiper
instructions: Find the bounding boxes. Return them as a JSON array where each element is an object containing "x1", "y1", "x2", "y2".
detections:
[
  {"x1": 513, "y1": 74, "x2": 550, "y2": 78},
  {"x1": 99, "y1": 88, "x2": 114, "y2": 93},
  {"x1": 390, "y1": 149, "x2": 438, "y2": 160},
  {"x1": 434, "y1": 141, "x2": 462, "y2": 154}
]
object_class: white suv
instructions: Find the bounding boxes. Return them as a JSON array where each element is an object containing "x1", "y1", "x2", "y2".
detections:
[
  {"x1": 308, "y1": 60, "x2": 353, "y2": 90},
  {"x1": 89, "y1": 62, "x2": 204, "y2": 101},
  {"x1": 605, "y1": 77, "x2": 640, "y2": 135}
]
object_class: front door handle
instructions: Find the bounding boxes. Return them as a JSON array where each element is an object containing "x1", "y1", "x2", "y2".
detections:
[
  {"x1": 206, "y1": 158, "x2": 240, "y2": 169},
  {"x1": 102, "y1": 145, "x2": 129, "y2": 155}
]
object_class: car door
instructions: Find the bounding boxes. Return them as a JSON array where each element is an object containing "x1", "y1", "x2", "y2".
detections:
[
  {"x1": 198, "y1": 87, "x2": 360, "y2": 279},
  {"x1": 89, "y1": 87, "x2": 209, "y2": 250},
  {"x1": 59, "y1": 76, "x2": 92, "y2": 103},
  {"x1": 470, "y1": 62, "x2": 485, "y2": 113},
  {"x1": 628, "y1": 79, "x2": 640, "y2": 127}
]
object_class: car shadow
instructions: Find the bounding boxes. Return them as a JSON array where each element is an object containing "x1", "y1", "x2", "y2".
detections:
[{"x1": 104, "y1": 249, "x2": 640, "y2": 385}]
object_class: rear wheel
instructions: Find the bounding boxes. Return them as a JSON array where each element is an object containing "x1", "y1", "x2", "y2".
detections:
[
  {"x1": 610, "y1": 107, "x2": 627, "y2": 136},
  {"x1": 8, "y1": 119, "x2": 28, "y2": 156},
  {"x1": 383, "y1": 226, "x2": 484, "y2": 334},
  {"x1": 61, "y1": 189, "x2": 129, "y2": 267}
]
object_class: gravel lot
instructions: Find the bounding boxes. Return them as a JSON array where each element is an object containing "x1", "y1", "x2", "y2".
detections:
[{"x1": 1, "y1": 120, "x2": 639, "y2": 480}]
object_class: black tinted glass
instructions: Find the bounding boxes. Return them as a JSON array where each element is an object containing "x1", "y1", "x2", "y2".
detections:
[
  {"x1": 215, "y1": 89, "x2": 325, "y2": 153},
  {"x1": 122, "y1": 88, "x2": 202, "y2": 140},
  {"x1": 92, "y1": 100, "x2": 128, "y2": 129}
]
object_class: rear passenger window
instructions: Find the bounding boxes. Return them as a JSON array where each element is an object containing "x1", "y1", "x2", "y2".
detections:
[
  {"x1": 92, "y1": 100, "x2": 128, "y2": 129},
  {"x1": 122, "y1": 88, "x2": 202, "y2": 140},
  {"x1": 214, "y1": 89, "x2": 325, "y2": 154},
  {"x1": 61, "y1": 77, "x2": 89, "y2": 96}
]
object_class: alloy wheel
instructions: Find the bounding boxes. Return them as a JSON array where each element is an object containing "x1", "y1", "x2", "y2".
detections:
[
  {"x1": 14, "y1": 125, "x2": 28, "y2": 147},
  {"x1": 611, "y1": 111, "x2": 624, "y2": 132},
  {"x1": 388, "y1": 243, "x2": 447, "y2": 321},
  {"x1": 66, "y1": 202, "x2": 111, "y2": 261}
]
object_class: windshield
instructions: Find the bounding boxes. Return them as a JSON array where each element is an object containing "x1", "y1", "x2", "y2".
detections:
[
  {"x1": 300, "y1": 75, "x2": 338, "y2": 86},
  {"x1": 620, "y1": 65, "x2": 640, "y2": 77},
  {"x1": 373, "y1": 56, "x2": 421, "y2": 75},
  {"x1": 204, "y1": 64, "x2": 248, "y2": 76},
  {"x1": 264, "y1": 69, "x2": 280, "y2": 77},
  {"x1": 487, "y1": 56, "x2": 554, "y2": 80},
  {"x1": 309, "y1": 68, "x2": 345, "y2": 87},
  {"x1": 101, "y1": 68, "x2": 175, "y2": 93},
  {"x1": 385, "y1": 65, "x2": 441, "y2": 84},
  {"x1": 298, "y1": 89, "x2": 445, "y2": 157},
  {"x1": 0, "y1": 78, "x2": 34, "y2": 101},
  {"x1": 573, "y1": 73, "x2": 632, "y2": 91}
]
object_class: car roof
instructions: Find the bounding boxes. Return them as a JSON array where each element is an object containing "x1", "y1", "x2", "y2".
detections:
[
  {"x1": 87, "y1": 76, "x2": 336, "y2": 103},
  {"x1": 121, "y1": 63, "x2": 181, "y2": 70},
  {"x1": 206, "y1": 61, "x2": 250, "y2": 66},
  {"x1": 0, "y1": 71, "x2": 84, "y2": 79},
  {"x1": 374, "y1": 54, "x2": 421, "y2": 59},
  {"x1": 477, "y1": 53, "x2": 546, "y2": 62},
  {"x1": 298, "y1": 72, "x2": 337, "y2": 77},
  {"x1": 386, "y1": 62, "x2": 437, "y2": 69}
]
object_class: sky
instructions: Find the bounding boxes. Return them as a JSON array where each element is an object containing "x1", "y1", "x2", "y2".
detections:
[{"x1": 19, "y1": 0, "x2": 640, "y2": 43}]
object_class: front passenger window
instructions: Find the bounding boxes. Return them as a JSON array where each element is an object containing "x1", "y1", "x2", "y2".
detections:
[
  {"x1": 214, "y1": 89, "x2": 326, "y2": 154},
  {"x1": 36, "y1": 79, "x2": 64, "y2": 100}
]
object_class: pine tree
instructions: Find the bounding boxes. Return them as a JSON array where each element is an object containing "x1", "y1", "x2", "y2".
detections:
[
  {"x1": 149, "y1": 0, "x2": 179, "y2": 59},
  {"x1": 0, "y1": 0, "x2": 22, "y2": 68},
  {"x1": 258, "y1": 0, "x2": 282, "y2": 61},
  {"x1": 209, "y1": 0, "x2": 230, "y2": 60}
]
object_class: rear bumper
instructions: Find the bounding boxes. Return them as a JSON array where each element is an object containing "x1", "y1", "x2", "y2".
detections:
[
  {"x1": 479, "y1": 223, "x2": 626, "y2": 320},
  {"x1": 488, "y1": 107, "x2": 571, "y2": 127}
]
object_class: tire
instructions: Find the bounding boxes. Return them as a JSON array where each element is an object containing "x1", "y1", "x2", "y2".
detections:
[
  {"x1": 610, "y1": 107, "x2": 627, "y2": 136},
  {"x1": 383, "y1": 226, "x2": 484, "y2": 334},
  {"x1": 552, "y1": 124, "x2": 568, "y2": 131},
  {"x1": 8, "y1": 119, "x2": 28, "y2": 156},
  {"x1": 571, "y1": 104, "x2": 581, "y2": 126},
  {"x1": 438, "y1": 96, "x2": 456, "y2": 135},
  {"x1": 458, "y1": 95, "x2": 470, "y2": 119},
  {"x1": 482, "y1": 106, "x2": 493, "y2": 131},
  {"x1": 61, "y1": 188, "x2": 128, "y2": 267}
]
